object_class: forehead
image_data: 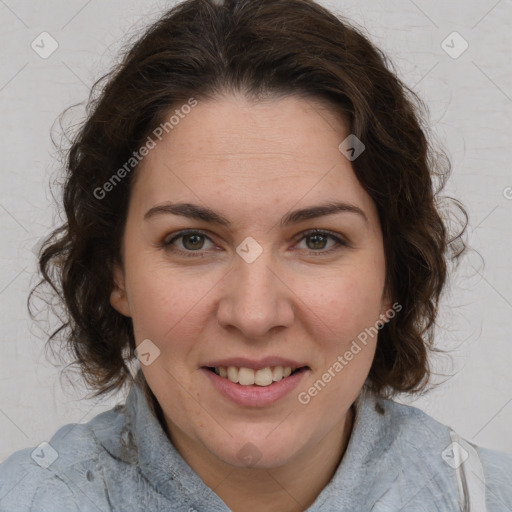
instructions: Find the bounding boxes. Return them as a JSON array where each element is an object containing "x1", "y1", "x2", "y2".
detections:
[{"x1": 130, "y1": 93, "x2": 371, "y2": 217}]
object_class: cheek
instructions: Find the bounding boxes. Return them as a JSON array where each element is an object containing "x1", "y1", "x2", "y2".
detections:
[
  {"x1": 300, "y1": 271, "x2": 383, "y2": 401},
  {"x1": 125, "y1": 261, "x2": 216, "y2": 342},
  {"x1": 303, "y1": 265, "x2": 386, "y2": 342}
]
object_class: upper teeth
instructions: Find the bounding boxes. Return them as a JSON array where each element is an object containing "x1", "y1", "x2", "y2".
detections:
[{"x1": 214, "y1": 366, "x2": 294, "y2": 386}]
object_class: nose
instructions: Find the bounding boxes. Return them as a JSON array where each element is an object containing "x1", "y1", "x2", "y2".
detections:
[{"x1": 216, "y1": 246, "x2": 295, "y2": 340}]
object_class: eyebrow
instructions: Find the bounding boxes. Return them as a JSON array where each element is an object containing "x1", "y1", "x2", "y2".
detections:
[{"x1": 143, "y1": 201, "x2": 368, "y2": 227}]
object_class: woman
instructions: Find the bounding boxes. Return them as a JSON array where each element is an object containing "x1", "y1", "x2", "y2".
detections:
[{"x1": 0, "y1": 0, "x2": 510, "y2": 510}]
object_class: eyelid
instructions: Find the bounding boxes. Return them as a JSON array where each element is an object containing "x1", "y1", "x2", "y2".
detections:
[
  {"x1": 293, "y1": 228, "x2": 349, "y2": 253},
  {"x1": 162, "y1": 229, "x2": 217, "y2": 256},
  {"x1": 163, "y1": 228, "x2": 216, "y2": 246}
]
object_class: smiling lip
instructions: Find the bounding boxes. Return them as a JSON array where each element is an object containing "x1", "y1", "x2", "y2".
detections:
[
  {"x1": 201, "y1": 357, "x2": 308, "y2": 371},
  {"x1": 201, "y1": 366, "x2": 309, "y2": 407}
]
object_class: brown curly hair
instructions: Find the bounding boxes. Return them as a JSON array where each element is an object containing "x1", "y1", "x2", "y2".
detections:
[{"x1": 29, "y1": 0, "x2": 466, "y2": 400}]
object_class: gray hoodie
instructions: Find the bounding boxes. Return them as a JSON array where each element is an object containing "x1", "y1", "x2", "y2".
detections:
[{"x1": 1, "y1": 372, "x2": 511, "y2": 511}]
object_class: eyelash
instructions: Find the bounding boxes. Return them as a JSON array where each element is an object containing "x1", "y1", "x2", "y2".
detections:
[{"x1": 160, "y1": 229, "x2": 348, "y2": 258}]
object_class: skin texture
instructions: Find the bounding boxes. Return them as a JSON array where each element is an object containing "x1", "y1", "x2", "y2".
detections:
[{"x1": 110, "y1": 92, "x2": 391, "y2": 512}]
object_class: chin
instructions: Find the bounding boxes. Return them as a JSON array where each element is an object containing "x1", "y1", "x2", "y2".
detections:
[{"x1": 204, "y1": 428, "x2": 306, "y2": 469}]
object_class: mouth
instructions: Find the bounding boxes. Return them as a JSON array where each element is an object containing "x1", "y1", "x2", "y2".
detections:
[
  {"x1": 201, "y1": 363, "x2": 310, "y2": 407},
  {"x1": 203, "y1": 365, "x2": 309, "y2": 387}
]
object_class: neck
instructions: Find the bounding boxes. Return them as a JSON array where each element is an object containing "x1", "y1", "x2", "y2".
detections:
[{"x1": 163, "y1": 405, "x2": 355, "y2": 512}]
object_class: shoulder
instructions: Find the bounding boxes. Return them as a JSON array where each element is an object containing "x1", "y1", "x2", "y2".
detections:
[
  {"x1": 477, "y1": 445, "x2": 512, "y2": 510},
  {"x1": 0, "y1": 403, "x2": 130, "y2": 512},
  {"x1": 0, "y1": 446, "x2": 80, "y2": 512},
  {"x1": 372, "y1": 393, "x2": 512, "y2": 508},
  {"x1": 371, "y1": 392, "x2": 455, "y2": 444}
]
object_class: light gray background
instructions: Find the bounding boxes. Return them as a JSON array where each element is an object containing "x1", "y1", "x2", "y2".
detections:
[{"x1": 0, "y1": 0, "x2": 511, "y2": 461}]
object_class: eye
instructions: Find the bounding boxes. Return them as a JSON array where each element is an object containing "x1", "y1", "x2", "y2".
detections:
[
  {"x1": 161, "y1": 230, "x2": 215, "y2": 257},
  {"x1": 160, "y1": 228, "x2": 347, "y2": 258},
  {"x1": 295, "y1": 229, "x2": 347, "y2": 255}
]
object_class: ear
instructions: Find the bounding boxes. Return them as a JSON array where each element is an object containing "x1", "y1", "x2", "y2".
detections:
[
  {"x1": 110, "y1": 262, "x2": 132, "y2": 317},
  {"x1": 379, "y1": 285, "x2": 394, "y2": 323}
]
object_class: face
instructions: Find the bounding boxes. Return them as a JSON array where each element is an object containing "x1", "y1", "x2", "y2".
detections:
[{"x1": 111, "y1": 92, "x2": 390, "y2": 471}]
